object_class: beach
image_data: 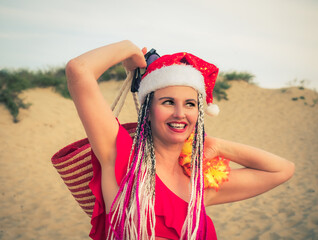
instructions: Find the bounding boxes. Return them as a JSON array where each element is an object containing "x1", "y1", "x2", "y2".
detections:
[{"x1": 0, "y1": 80, "x2": 317, "y2": 239}]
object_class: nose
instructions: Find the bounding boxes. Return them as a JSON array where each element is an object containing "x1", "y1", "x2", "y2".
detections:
[{"x1": 173, "y1": 104, "x2": 185, "y2": 119}]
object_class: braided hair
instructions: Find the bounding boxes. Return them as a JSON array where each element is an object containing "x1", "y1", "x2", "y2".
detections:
[{"x1": 108, "y1": 91, "x2": 206, "y2": 240}]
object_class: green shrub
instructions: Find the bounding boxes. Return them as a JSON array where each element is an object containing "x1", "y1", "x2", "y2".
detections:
[
  {"x1": 0, "y1": 88, "x2": 31, "y2": 122},
  {"x1": 1, "y1": 65, "x2": 235, "y2": 122},
  {"x1": 98, "y1": 63, "x2": 126, "y2": 82},
  {"x1": 286, "y1": 79, "x2": 309, "y2": 89},
  {"x1": 221, "y1": 71, "x2": 255, "y2": 84},
  {"x1": 0, "y1": 67, "x2": 70, "y2": 122},
  {"x1": 0, "y1": 69, "x2": 33, "y2": 122},
  {"x1": 213, "y1": 80, "x2": 231, "y2": 101},
  {"x1": 112, "y1": 64, "x2": 126, "y2": 80},
  {"x1": 98, "y1": 71, "x2": 112, "y2": 82},
  {"x1": 1, "y1": 65, "x2": 130, "y2": 122}
]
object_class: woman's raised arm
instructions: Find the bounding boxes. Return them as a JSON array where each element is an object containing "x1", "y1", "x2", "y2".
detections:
[
  {"x1": 204, "y1": 136, "x2": 295, "y2": 206},
  {"x1": 66, "y1": 40, "x2": 146, "y2": 165}
]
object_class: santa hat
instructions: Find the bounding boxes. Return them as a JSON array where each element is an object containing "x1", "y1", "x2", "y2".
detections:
[{"x1": 138, "y1": 52, "x2": 220, "y2": 116}]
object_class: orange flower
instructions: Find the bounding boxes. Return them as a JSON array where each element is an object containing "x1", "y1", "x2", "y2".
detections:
[
  {"x1": 203, "y1": 156, "x2": 230, "y2": 191},
  {"x1": 178, "y1": 133, "x2": 230, "y2": 191}
]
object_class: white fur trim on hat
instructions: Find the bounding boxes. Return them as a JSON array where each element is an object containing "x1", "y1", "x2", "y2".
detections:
[
  {"x1": 206, "y1": 103, "x2": 219, "y2": 116},
  {"x1": 138, "y1": 64, "x2": 205, "y2": 103}
]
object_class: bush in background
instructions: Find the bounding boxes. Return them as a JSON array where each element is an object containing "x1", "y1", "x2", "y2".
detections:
[
  {"x1": 220, "y1": 71, "x2": 255, "y2": 84},
  {"x1": 98, "y1": 63, "x2": 126, "y2": 82},
  {"x1": 0, "y1": 64, "x2": 128, "y2": 122},
  {"x1": 0, "y1": 65, "x2": 254, "y2": 122},
  {"x1": 0, "y1": 67, "x2": 69, "y2": 122},
  {"x1": 213, "y1": 80, "x2": 231, "y2": 101}
]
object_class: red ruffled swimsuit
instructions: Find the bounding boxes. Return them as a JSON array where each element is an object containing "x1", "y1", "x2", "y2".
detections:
[{"x1": 89, "y1": 123, "x2": 217, "y2": 239}]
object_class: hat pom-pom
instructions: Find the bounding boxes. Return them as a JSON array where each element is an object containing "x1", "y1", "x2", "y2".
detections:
[{"x1": 206, "y1": 103, "x2": 219, "y2": 116}]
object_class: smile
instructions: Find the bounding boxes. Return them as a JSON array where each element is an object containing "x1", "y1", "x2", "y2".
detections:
[{"x1": 167, "y1": 122, "x2": 187, "y2": 129}]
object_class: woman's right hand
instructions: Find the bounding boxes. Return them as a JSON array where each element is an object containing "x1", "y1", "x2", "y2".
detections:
[{"x1": 122, "y1": 44, "x2": 147, "y2": 71}]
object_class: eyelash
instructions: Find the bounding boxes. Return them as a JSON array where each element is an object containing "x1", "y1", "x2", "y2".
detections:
[
  {"x1": 162, "y1": 100, "x2": 174, "y2": 105},
  {"x1": 162, "y1": 100, "x2": 196, "y2": 107},
  {"x1": 186, "y1": 102, "x2": 196, "y2": 107}
]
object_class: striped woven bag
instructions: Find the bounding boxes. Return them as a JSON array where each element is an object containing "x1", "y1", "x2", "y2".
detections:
[
  {"x1": 51, "y1": 71, "x2": 139, "y2": 217},
  {"x1": 51, "y1": 123, "x2": 137, "y2": 217}
]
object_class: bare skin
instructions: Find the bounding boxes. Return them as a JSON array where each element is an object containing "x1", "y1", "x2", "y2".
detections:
[
  {"x1": 203, "y1": 137, "x2": 295, "y2": 206},
  {"x1": 66, "y1": 40, "x2": 147, "y2": 211},
  {"x1": 150, "y1": 86, "x2": 199, "y2": 202},
  {"x1": 66, "y1": 40, "x2": 295, "y2": 239}
]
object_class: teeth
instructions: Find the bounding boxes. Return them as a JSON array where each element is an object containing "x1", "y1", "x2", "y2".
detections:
[{"x1": 169, "y1": 123, "x2": 186, "y2": 129}]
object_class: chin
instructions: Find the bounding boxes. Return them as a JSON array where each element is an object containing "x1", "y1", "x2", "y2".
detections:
[{"x1": 166, "y1": 134, "x2": 190, "y2": 145}]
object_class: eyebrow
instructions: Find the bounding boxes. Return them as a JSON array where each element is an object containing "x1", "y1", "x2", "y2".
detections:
[{"x1": 158, "y1": 97, "x2": 197, "y2": 103}]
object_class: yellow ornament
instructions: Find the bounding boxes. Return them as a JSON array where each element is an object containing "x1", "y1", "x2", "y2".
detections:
[{"x1": 178, "y1": 133, "x2": 230, "y2": 191}]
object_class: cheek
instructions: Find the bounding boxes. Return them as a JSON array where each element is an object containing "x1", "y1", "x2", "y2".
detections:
[
  {"x1": 188, "y1": 113, "x2": 199, "y2": 132},
  {"x1": 150, "y1": 104, "x2": 172, "y2": 121},
  {"x1": 150, "y1": 106, "x2": 164, "y2": 124},
  {"x1": 188, "y1": 109, "x2": 199, "y2": 123}
]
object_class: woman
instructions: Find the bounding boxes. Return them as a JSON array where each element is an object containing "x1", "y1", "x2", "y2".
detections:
[{"x1": 66, "y1": 40, "x2": 294, "y2": 239}]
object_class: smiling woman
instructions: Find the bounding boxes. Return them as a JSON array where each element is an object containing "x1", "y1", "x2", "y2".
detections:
[
  {"x1": 150, "y1": 86, "x2": 199, "y2": 145},
  {"x1": 62, "y1": 40, "x2": 294, "y2": 240}
]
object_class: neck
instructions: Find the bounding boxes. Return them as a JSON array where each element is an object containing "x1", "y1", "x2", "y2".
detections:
[{"x1": 153, "y1": 139, "x2": 184, "y2": 172}]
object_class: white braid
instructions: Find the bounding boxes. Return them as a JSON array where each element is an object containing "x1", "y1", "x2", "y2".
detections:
[
  {"x1": 107, "y1": 93, "x2": 156, "y2": 240},
  {"x1": 180, "y1": 93, "x2": 205, "y2": 239},
  {"x1": 132, "y1": 92, "x2": 140, "y2": 114}
]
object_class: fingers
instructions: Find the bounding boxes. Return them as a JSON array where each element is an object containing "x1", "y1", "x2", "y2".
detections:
[
  {"x1": 142, "y1": 47, "x2": 147, "y2": 55},
  {"x1": 123, "y1": 46, "x2": 147, "y2": 71}
]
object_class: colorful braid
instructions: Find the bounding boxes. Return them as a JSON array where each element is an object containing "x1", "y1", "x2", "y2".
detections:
[
  {"x1": 181, "y1": 92, "x2": 206, "y2": 239},
  {"x1": 108, "y1": 92, "x2": 206, "y2": 240},
  {"x1": 107, "y1": 92, "x2": 156, "y2": 240}
]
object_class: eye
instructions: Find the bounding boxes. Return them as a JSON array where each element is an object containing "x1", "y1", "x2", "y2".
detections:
[
  {"x1": 186, "y1": 101, "x2": 196, "y2": 107},
  {"x1": 162, "y1": 100, "x2": 174, "y2": 105}
]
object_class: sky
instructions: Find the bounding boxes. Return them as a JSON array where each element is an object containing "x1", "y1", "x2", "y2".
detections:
[{"x1": 1, "y1": 0, "x2": 317, "y2": 89}]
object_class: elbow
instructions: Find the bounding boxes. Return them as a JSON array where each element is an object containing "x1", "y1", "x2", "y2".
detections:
[
  {"x1": 280, "y1": 160, "x2": 295, "y2": 183},
  {"x1": 65, "y1": 58, "x2": 87, "y2": 86}
]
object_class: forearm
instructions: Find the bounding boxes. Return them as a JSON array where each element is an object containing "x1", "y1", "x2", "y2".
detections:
[
  {"x1": 66, "y1": 40, "x2": 141, "y2": 82},
  {"x1": 210, "y1": 137, "x2": 294, "y2": 175},
  {"x1": 63, "y1": 41, "x2": 144, "y2": 164},
  {"x1": 204, "y1": 136, "x2": 294, "y2": 205}
]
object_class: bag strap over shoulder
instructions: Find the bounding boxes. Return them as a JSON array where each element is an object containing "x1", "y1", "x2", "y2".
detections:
[{"x1": 111, "y1": 71, "x2": 140, "y2": 118}]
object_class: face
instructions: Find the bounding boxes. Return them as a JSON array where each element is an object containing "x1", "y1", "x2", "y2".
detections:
[{"x1": 149, "y1": 86, "x2": 199, "y2": 146}]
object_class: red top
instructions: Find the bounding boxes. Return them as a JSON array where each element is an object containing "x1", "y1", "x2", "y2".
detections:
[{"x1": 89, "y1": 123, "x2": 217, "y2": 239}]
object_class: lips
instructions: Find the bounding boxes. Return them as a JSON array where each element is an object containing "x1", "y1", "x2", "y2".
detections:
[
  {"x1": 167, "y1": 122, "x2": 188, "y2": 132},
  {"x1": 168, "y1": 123, "x2": 186, "y2": 129}
]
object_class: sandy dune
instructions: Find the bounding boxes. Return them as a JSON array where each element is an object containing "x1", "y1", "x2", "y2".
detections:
[{"x1": 0, "y1": 80, "x2": 317, "y2": 239}]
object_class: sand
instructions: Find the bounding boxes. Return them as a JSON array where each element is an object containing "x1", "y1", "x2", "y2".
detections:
[{"x1": 0, "y1": 80, "x2": 317, "y2": 239}]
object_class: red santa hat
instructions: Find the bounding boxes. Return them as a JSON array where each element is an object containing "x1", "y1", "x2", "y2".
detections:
[{"x1": 138, "y1": 52, "x2": 219, "y2": 116}]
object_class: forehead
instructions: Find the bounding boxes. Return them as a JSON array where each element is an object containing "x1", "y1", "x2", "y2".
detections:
[{"x1": 154, "y1": 86, "x2": 198, "y2": 99}]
